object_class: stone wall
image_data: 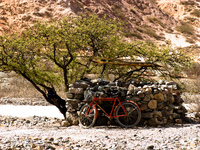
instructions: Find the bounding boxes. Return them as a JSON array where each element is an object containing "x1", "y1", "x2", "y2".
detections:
[{"x1": 66, "y1": 78, "x2": 187, "y2": 127}]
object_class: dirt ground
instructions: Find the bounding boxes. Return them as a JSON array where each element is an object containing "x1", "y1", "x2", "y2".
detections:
[{"x1": 0, "y1": 120, "x2": 200, "y2": 149}]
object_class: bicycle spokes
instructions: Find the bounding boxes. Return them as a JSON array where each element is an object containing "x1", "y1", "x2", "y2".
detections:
[
  {"x1": 115, "y1": 102, "x2": 141, "y2": 128},
  {"x1": 79, "y1": 104, "x2": 97, "y2": 128}
]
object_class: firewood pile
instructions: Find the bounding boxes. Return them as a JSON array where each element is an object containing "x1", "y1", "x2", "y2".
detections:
[{"x1": 66, "y1": 78, "x2": 187, "y2": 126}]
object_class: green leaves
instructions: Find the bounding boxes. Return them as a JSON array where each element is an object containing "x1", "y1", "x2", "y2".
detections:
[{"x1": 0, "y1": 14, "x2": 192, "y2": 94}]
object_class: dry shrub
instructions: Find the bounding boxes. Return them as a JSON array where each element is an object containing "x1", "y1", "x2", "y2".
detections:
[
  {"x1": 190, "y1": 9, "x2": 200, "y2": 17},
  {"x1": 147, "y1": 17, "x2": 166, "y2": 28},
  {"x1": 186, "y1": 37, "x2": 196, "y2": 44},
  {"x1": 176, "y1": 22, "x2": 195, "y2": 35},
  {"x1": 0, "y1": 73, "x2": 67, "y2": 99},
  {"x1": 184, "y1": 62, "x2": 200, "y2": 78},
  {"x1": 185, "y1": 16, "x2": 197, "y2": 23},
  {"x1": 182, "y1": 93, "x2": 200, "y2": 113},
  {"x1": 136, "y1": 25, "x2": 163, "y2": 40},
  {"x1": 182, "y1": 77, "x2": 200, "y2": 94},
  {"x1": 182, "y1": 92, "x2": 200, "y2": 103},
  {"x1": 180, "y1": 1, "x2": 196, "y2": 6},
  {"x1": 0, "y1": 76, "x2": 42, "y2": 98}
]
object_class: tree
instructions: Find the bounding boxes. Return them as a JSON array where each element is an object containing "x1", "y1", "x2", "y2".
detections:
[
  {"x1": 108, "y1": 41, "x2": 191, "y2": 81},
  {"x1": 0, "y1": 14, "x2": 125, "y2": 118},
  {"x1": 0, "y1": 14, "x2": 192, "y2": 118}
]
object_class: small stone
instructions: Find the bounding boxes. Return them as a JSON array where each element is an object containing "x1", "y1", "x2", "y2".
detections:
[
  {"x1": 153, "y1": 110, "x2": 162, "y2": 118},
  {"x1": 127, "y1": 84, "x2": 135, "y2": 95},
  {"x1": 140, "y1": 104, "x2": 148, "y2": 111},
  {"x1": 148, "y1": 100, "x2": 157, "y2": 109},
  {"x1": 32, "y1": 144, "x2": 37, "y2": 148},
  {"x1": 130, "y1": 96, "x2": 140, "y2": 102},
  {"x1": 172, "y1": 113, "x2": 181, "y2": 119},
  {"x1": 175, "y1": 119, "x2": 182, "y2": 124},
  {"x1": 61, "y1": 120, "x2": 70, "y2": 127},
  {"x1": 33, "y1": 137, "x2": 39, "y2": 141},
  {"x1": 138, "y1": 93, "x2": 145, "y2": 98},
  {"x1": 26, "y1": 120, "x2": 31, "y2": 123},
  {"x1": 37, "y1": 145, "x2": 43, "y2": 150},
  {"x1": 69, "y1": 87, "x2": 84, "y2": 94},
  {"x1": 143, "y1": 94, "x2": 151, "y2": 102},
  {"x1": 157, "y1": 102, "x2": 165, "y2": 109},
  {"x1": 142, "y1": 112, "x2": 153, "y2": 118},
  {"x1": 49, "y1": 137, "x2": 54, "y2": 142},
  {"x1": 46, "y1": 145, "x2": 56, "y2": 150},
  {"x1": 53, "y1": 140, "x2": 59, "y2": 146},
  {"x1": 105, "y1": 135, "x2": 109, "y2": 139},
  {"x1": 147, "y1": 145, "x2": 154, "y2": 149}
]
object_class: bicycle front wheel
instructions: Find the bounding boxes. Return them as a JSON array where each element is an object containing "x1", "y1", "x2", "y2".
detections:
[
  {"x1": 79, "y1": 103, "x2": 97, "y2": 128},
  {"x1": 115, "y1": 102, "x2": 141, "y2": 128}
]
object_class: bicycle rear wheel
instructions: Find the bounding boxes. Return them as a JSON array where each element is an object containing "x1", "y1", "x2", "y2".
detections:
[
  {"x1": 115, "y1": 102, "x2": 141, "y2": 128},
  {"x1": 79, "y1": 103, "x2": 97, "y2": 128}
]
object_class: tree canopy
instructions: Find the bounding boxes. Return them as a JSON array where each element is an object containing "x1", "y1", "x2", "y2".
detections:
[{"x1": 0, "y1": 14, "x2": 191, "y2": 118}]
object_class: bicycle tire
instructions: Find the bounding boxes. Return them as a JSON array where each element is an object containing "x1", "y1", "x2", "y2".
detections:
[
  {"x1": 79, "y1": 103, "x2": 97, "y2": 128},
  {"x1": 115, "y1": 102, "x2": 141, "y2": 128}
]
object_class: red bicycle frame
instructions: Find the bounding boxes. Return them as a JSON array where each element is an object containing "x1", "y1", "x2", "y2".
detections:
[{"x1": 86, "y1": 97, "x2": 128, "y2": 119}]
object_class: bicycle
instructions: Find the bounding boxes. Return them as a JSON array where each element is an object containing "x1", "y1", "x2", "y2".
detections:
[{"x1": 78, "y1": 91, "x2": 141, "y2": 128}]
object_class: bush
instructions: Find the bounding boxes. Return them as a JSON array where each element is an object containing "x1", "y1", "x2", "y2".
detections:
[
  {"x1": 190, "y1": 9, "x2": 200, "y2": 17},
  {"x1": 176, "y1": 22, "x2": 195, "y2": 35},
  {"x1": 130, "y1": 9, "x2": 136, "y2": 14},
  {"x1": 136, "y1": 25, "x2": 164, "y2": 40},
  {"x1": 150, "y1": 0, "x2": 157, "y2": 4},
  {"x1": 184, "y1": 62, "x2": 200, "y2": 78},
  {"x1": 186, "y1": 37, "x2": 196, "y2": 43},
  {"x1": 147, "y1": 17, "x2": 166, "y2": 28},
  {"x1": 186, "y1": 16, "x2": 197, "y2": 23},
  {"x1": 180, "y1": 1, "x2": 196, "y2": 6},
  {"x1": 182, "y1": 77, "x2": 200, "y2": 94},
  {"x1": 111, "y1": 5, "x2": 126, "y2": 20},
  {"x1": 124, "y1": 31, "x2": 143, "y2": 39}
]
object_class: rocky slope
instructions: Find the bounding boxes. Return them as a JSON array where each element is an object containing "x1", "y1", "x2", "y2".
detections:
[
  {"x1": 157, "y1": 0, "x2": 200, "y2": 61},
  {"x1": 157, "y1": 0, "x2": 200, "y2": 27},
  {"x1": 0, "y1": 0, "x2": 196, "y2": 45}
]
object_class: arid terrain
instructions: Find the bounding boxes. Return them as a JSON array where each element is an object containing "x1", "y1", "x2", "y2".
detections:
[
  {"x1": 0, "y1": 107, "x2": 200, "y2": 150},
  {"x1": 0, "y1": 96, "x2": 199, "y2": 149},
  {"x1": 1, "y1": 0, "x2": 200, "y2": 149},
  {"x1": 0, "y1": 121, "x2": 200, "y2": 149},
  {"x1": 0, "y1": 0, "x2": 200, "y2": 61}
]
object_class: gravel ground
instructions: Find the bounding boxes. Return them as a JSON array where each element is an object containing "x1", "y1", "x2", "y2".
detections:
[
  {"x1": 0, "y1": 97, "x2": 49, "y2": 106},
  {"x1": 0, "y1": 115, "x2": 200, "y2": 150},
  {"x1": 0, "y1": 98, "x2": 200, "y2": 149}
]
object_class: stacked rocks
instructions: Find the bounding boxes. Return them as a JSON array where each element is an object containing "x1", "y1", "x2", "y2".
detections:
[
  {"x1": 66, "y1": 78, "x2": 93, "y2": 112},
  {"x1": 66, "y1": 78, "x2": 187, "y2": 127},
  {"x1": 127, "y1": 80, "x2": 187, "y2": 126},
  {"x1": 66, "y1": 78, "x2": 128, "y2": 111}
]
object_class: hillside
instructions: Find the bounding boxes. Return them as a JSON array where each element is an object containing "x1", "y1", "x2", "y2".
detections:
[
  {"x1": 0, "y1": 0, "x2": 200, "y2": 59},
  {"x1": 157, "y1": 0, "x2": 200, "y2": 61}
]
